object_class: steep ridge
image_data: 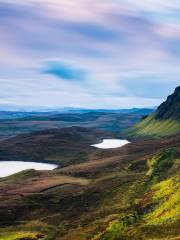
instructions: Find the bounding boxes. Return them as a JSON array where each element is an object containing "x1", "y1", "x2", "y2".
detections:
[
  {"x1": 129, "y1": 86, "x2": 180, "y2": 137},
  {"x1": 155, "y1": 86, "x2": 180, "y2": 120}
]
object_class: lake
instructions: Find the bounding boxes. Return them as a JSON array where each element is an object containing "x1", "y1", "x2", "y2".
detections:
[
  {"x1": 0, "y1": 139, "x2": 130, "y2": 177},
  {"x1": 0, "y1": 161, "x2": 58, "y2": 178},
  {"x1": 91, "y1": 139, "x2": 130, "y2": 149}
]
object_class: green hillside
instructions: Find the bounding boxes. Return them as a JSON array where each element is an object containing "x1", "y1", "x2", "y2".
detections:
[
  {"x1": 129, "y1": 115, "x2": 180, "y2": 137},
  {"x1": 128, "y1": 87, "x2": 180, "y2": 137}
]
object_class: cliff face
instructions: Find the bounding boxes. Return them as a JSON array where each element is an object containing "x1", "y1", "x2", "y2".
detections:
[
  {"x1": 128, "y1": 86, "x2": 180, "y2": 137},
  {"x1": 155, "y1": 86, "x2": 180, "y2": 120}
]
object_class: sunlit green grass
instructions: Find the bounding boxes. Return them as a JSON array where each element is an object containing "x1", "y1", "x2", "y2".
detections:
[
  {"x1": 0, "y1": 232, "x2": 39, "y2": 240},
  {"x1": 144, "y1": 175, "x2": 180, "y2": 225},
  {"x1": 128, "y1": 115, "x2": 180, "y2": 137},
  {"x1": 0, "y1": 221, "x2": 50, "y2": 240}
]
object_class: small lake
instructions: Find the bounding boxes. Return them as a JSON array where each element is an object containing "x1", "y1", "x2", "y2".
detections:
[
  {"x1": 0, "y1": 161, "x2": 58, "y2": 178},
  {"x1": 91, "y1": 139, "x2": 130, "y2": 149}
]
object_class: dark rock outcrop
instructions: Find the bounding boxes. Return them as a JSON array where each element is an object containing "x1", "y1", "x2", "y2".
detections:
[{"x1": 155, "y1": 86, "x2": 180, "y2": 120}]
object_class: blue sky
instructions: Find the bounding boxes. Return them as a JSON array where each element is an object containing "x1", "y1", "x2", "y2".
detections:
[{"x1": 0, "y1": 0, "x2": 180, "y2": 109}]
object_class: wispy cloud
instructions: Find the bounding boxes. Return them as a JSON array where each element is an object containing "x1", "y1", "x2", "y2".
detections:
[{"x1": 0, "y1": 0, "x2": 179, "y2": 108}]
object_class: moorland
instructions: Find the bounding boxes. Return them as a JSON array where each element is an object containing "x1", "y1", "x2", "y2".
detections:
[{"x1": 0, "y1": 87, "x2": 179, "y2": 240}]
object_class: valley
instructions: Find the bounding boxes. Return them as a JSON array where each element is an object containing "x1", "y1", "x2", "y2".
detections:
[
  {"x1": 1, "y1": 1, "x2": 179, "y2": 239},
  {"x1": 0, "y1": 109, "x2": 153, "y2": 138},
  {"x1": 0, "y1": 87, "x2": 179, "y2": 240}
]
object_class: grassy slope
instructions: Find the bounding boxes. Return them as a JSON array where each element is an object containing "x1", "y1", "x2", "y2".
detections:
[{"x1": 128, "y1": 115, "x2": 180, "y2": 137}]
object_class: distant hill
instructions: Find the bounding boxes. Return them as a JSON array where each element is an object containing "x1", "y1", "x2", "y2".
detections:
[
  {"x1": 128, "y1": 86, "x2": 180, "y2": 137},
  {"x1": 0, "y1": 110, "x2": 153, "y2": 138},
  {"x1": 0, "y1": 108, "x2": 155, "y2": 120},
  {"x1": 0, "y1": 127, "x2": 106, "y2": 167}
]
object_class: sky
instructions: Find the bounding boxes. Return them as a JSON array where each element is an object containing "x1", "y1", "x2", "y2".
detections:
[{"x1": 0, "y1": 0, "x2": 180, "y2": 109}]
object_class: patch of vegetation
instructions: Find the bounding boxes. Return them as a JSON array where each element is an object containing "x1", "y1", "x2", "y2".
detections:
[
  {"x1": 0, "y1": 231, "x2": 40, "y2": 240},
  {"x1": 146, "y1": 149, "x2": 175, "y2": 178},
  {"x1": 0, "y1": 221, "x2": 52, "y2": 240},
  {"x1": 144, "y1": 175, "x2": 180, "y2": 225},
  {"x1": 92, "y1": 212, "x2": 139, "y2": 240}
]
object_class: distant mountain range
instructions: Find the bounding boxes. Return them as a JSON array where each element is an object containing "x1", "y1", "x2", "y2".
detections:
[
  {"x1": 0, "y1": 108, "x2": 155, "y2": 138},
  {"x1": 0, "y1": 105, "x2": 155, "y2": 115}
]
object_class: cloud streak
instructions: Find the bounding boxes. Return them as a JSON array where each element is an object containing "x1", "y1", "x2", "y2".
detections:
[{"x1": 0, "y1": 0, "x2": 180, "y2": 108}]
